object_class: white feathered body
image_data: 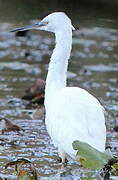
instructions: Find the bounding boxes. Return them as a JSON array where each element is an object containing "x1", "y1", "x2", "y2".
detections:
[
  {"x1": 45, "y1": 86, "x2": 106, "y2": 159},
  {"x1": 44, "y1": 12, "x2": 106, "y2": 161}
]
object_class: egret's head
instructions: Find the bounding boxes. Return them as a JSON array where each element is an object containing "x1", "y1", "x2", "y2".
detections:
[
  {"x1": 11, "y1": 12, "x2": 75, "y2": 33},
  {"x1": 39, "y1": 12, "x2": 75, "y2": 32}
]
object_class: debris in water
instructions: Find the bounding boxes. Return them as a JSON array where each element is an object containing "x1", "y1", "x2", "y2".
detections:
[
  {"x1": 0, "y1": 117, "x2": 23, "y2": 134},
  {"x1": 114, "y1": 126, "x2": 118, "y2": 132},
  {"x1": 22, "y1": 79, "x2": 45, "y2": 105},
  {"x1": 5, "y1": 158, "x2": 37, "y2": 180}
]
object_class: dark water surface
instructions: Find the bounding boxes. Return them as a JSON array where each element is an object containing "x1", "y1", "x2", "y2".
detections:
[{"x1": 0, "y1": 1, "x2": 118, "y2": 179}]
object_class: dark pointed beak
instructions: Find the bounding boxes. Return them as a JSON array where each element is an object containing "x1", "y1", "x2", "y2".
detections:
[{"x1": 10, "y1": 22, "x2": 44, "y2": 32}]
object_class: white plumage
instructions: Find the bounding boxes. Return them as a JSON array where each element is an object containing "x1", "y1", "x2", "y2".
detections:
[
  {"x1": 11, "y1": 12, "x2": 106, "y2": 163},
  {"x1": 43, "y1": 12, "x2": 106, "y2": 162}
]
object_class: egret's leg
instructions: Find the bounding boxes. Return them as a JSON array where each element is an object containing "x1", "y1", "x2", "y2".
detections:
[{"x1": 58, "y1": 149, "x2": 68, "y2": 164}]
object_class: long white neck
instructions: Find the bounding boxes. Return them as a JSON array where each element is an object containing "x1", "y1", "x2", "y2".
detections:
[{"x1": 45, "y1": 29, "x2": 72, "y2": 104}]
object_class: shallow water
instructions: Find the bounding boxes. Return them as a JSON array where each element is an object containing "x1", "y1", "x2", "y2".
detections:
[{"x1": 0, "y1": 2, "x2": 118, "y2": 179}]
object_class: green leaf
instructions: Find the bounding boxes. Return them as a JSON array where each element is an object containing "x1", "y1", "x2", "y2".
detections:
[
  {"x1": 112, "y1": 162, "x2": 118, "y2": 176},
  {"x1": 72, "y1": 140, "x2": 112, "y2": 170},
  {"x1": 112, "y1": 163, "x2": 118, "y2": 170}
]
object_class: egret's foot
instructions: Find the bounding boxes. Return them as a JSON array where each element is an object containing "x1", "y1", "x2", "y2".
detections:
[
  {"x1": 58, "y1": 150, "x2": 68, "y2": 164},
  {"x1": 57, "y1": 157, "x2": 68, "y2": 164}
]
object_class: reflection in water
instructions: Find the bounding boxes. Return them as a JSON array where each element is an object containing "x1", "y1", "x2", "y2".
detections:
[{"x1": 0, "y1": 2, "x2": 118, "y2": 179}]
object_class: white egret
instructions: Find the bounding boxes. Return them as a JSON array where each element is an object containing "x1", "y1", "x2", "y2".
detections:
[{"x1": 11, "y1": 12, "x2": 106, "y2": 164}]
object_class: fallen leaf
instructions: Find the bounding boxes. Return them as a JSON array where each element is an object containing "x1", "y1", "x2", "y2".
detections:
[
  {"x1": 5, "y1": 158, "x2": 37, "y2": 180},
  {"x1": 72, "y1": 140, "x2": 112, "y2": 170}
]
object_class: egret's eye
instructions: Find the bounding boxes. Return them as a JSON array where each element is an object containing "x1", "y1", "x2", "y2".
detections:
[{"x1": 44, "y1": 21, "x2": 49, "y2": 25}]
